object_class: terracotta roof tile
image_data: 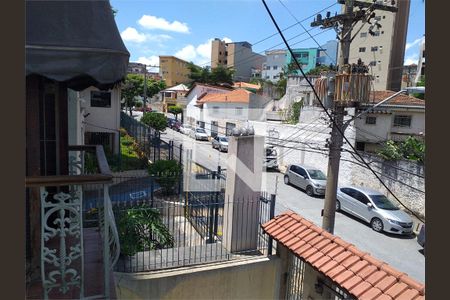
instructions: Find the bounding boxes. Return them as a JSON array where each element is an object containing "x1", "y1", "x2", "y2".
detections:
[
  {"x1": 385, "y1": 282, "x2": 409, "y2": 298},
  {"x1": 396, "y1": 289, "x2": 420, "y2": 300},
  {"x1": 360, "y1": 287, "x2": 383, "y2": 300},
  {"x1": 197, "y1": 88, "x2": 252, "y2": 104},
  {"x1": 368, "y1": 90, "x2": 425, "y2": 107},
  {"x1": 261, "y1": 212, "x2": 425, "y2": 299},
  {"x1": 341, "y1": 275, "x2": 364, "y2": 291}
]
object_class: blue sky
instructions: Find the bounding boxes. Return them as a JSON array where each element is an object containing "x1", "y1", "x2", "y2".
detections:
[{"x1": 111, "y1": 0, "x2": 425, "y2": 71}]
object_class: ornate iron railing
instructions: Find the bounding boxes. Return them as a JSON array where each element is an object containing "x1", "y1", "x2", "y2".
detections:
[{"x1": 26, "y1": 145, "x2": 120, "y2": 299}]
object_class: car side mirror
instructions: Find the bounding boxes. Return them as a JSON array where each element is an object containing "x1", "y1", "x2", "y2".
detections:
[{"x1": 367, "y1": 203, "x2": 373, "y2": 209}]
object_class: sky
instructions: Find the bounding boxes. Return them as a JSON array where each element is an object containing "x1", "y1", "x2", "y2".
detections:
[{"x1": 111, "y1": 0, "x2": 425, "y2": 72}]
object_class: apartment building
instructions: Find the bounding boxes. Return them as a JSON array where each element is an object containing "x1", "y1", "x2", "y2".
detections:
[
  {"x1": 159, "y1": 56, "x2": 191, "y2": 86},
  {"x1": 262, "y1": 49, "x2": 287, "y2": 82},
  {"x1": 211, "y1": 38, "x2": 266, "y2": 82},
  {"x1": 316, "y1": 40, "x2": 338, "y2": 66},
  {"x1": 414, "y1": 36, "x2": 425, "y2": 85},
  {"x1": 286, "y1": 48, "x2": 319, "y2": 74},
  {"x1": 344, "y1": 0, "x2": 410, "y2": 91}
]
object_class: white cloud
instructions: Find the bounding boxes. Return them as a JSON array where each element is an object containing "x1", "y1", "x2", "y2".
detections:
[
  {"x1": 175, "y1": 45, "x2": 197, "y2": 62},
  {"x1": 405, "y1": 37, "x2": 424, "y2": 51},
  {"x1": 121, "y1": 27, "x2": 147, "y2": 43},
  {"x1": 121, "y1": 27, "x2": 172, "y2": 44},
  {"x1": 136, "y1": 56, "x2": 160, "y2": 72},
  {"x1": 138, "y1": 15, "x2": 190, "y2": 33},
  {"x1": 223, "y1": 37, "x2": 233, "y2": 43},
  {"x1": 404, "y1": 54, "x2": 419, "y2": 65},
  {"x1": 174, "y1": 37, "x2": 234, "y2": 66}
]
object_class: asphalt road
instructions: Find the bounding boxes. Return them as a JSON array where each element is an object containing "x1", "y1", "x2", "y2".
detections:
[{"x1": 130, "y1": 114, "x2": 425, "y2": 283}]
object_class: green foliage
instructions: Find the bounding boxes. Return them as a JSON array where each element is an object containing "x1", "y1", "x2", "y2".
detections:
[
  {"x1": 168, "y1": 105, "x2": 183, "y2": 120},
  {"x1": 286, "y1": 101, "x2": 303, "y2": 124},
  {"x1": 108, "y1": 130, "x2": 148, "y2": 172},
  {"x1": 135, "y1": 101, "x2": 143, "y2": 108},
  {"x1": 306, "y1": 64, "x2": 336, "y2": 75},
  {"x1": 117, "y1": 205, "x2": 174, "y2": 256},
  {"x1": 377, "y1": 137, "x2": 425, "y2": 162},
  {"x1": 84, "y1": 152, "x2": 98, "y2": 174},
  {"x1": 148, "y1": 160, "x2": 182, "y2": 195},
  {"x1": 412, "y1": 75, "x2": 425, "y2": 99},
  {"x1": 140, "y1": 112, "x2": 168, "y2": 131},
  {"x1": 187, "y1": 62, "x2": 234, "y2": 85},
  {"x1": 121, "y1": 74, "x2": 166, "y2": 113}
]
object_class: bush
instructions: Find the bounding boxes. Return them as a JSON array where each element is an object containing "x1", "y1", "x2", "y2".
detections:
[
  {"x1": 118, "y1": 205, "x2": 174, "y2": 256},
  {"x1": 377, "y1": 140, "x2": 402, "y2": 161},
  {"x1": 148, "y1": 160, "x2": 182, "y2": 195},
  {"x1": 141, "y1": 112, "x2": 168, "y2": 131},
  {"x1": 377, "y1": 137, "x2": 425, "y2": 162}
]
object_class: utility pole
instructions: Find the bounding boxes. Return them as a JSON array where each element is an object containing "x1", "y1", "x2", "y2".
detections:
[
  {"x1": 311, "y1": 0, "x2": 397, "y2": 233},
  {"x1": 143, "y1": 64, "x2": 148, "y2": 111}
]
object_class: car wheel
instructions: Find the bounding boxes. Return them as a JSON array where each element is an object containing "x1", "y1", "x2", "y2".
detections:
[
  {"x1": 370, "y1": 218, "x2": 384, "y2": 232},
  {"x1": 336, "y1": 200, "x2": 341, "y2": 212},
  {"x1": 306, "y1": 185, "x2": 314, "y2": 196},
  {"x1": 284, "y1": 175, "x2": 290, "y2": 185}
]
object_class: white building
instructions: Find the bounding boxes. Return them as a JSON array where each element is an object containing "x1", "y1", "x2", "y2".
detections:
[
  {"x1": 354, "y1": 90, "x2": 425, "y2": 152},
  {"x1": 262, "y1": 49, "x2": 287, "y2": 83},
  {"x1": 414, "y1": 37, "x2": 425, "y2": 85}
]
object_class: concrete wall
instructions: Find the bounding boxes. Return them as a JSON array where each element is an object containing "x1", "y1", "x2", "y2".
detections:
[
  {"x1": 114, "y1": 257, "x2": 282, "y2": 300},
  {"x1": 228, "y1": 43, "x2": 266, "y2": 82}
]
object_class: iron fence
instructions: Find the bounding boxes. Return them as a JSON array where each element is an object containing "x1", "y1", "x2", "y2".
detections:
[{"x1": 112, "y1": 191, "x2": 275, "y2": 273}]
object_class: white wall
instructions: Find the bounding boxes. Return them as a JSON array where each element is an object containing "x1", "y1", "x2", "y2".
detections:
[{"x1": 185, "y1": 85, "x2": 229, "y2": 126}]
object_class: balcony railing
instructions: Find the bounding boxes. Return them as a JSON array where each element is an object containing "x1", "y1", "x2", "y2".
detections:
[{"x1": 26, "y1": 145, "x2": 120, "y2": 299}]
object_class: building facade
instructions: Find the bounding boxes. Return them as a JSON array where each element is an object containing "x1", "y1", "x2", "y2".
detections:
[
  {"x1": 286, "y1": 48, "x2": 319, "y2": 74},
  {"x1": 401, "y1": 64, "x2": 418, "y2": 89},
  {"x1": 414, "y1": 37, "x2": 425, "y2": 85},
  {"x1": 211, "y1": 38, "x2": 266, "y2": 82},
  {"x1": 262, "y1": 49, "x2": 287, "y2": 82},
  {"x1": 127, "y1": 62, "x2": 146, "y2": 74},
  {"x1": 316, "y1": 40, "x2": 338, "y2": 66},
  {"x1": 344, "y1": 0, "x2": 410, "y2": 91},
  {"x1": 159, "y1": 56, "x2": 191, "y2": 87}
]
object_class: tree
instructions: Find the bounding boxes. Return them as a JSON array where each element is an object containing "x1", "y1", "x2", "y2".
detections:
[
  {"x1": 187, "y1": 62, "x2": 234, "y2": 85},
  {"x1": 148, "y1": 160, "x2": 182, "y2": 195},
  {"x1": 140, "y1": 112, "x2": 168, "y2": 131},
  {"x1": 306, "y1": 64, "x2": 336, "y2": 75},
  {"x1": 286, "y1": 101, "x2": 303, "y2": 124},
  {"x1": 121, "y1": 74, "x2": 166, "y2": 115},
  {"x1": 168, "y1": 105, "x2": 183, "y2": 121},
  {"x1": 412, "y1": 76, "x2": 425, "y2": 100}
]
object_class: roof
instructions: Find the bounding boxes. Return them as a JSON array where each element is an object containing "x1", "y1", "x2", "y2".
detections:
[
  {"x1": 185, "y1": 83, "x2": 233, "y2": 98},
  {"x1": 367, "y1": 91, "x2": 425, "y2": 107},
  {"x1": 26, "y1": 0, "x2": 129, "y2": 91},
  {"x1": 162, "y1": 84, "x2": 189, "y2": 92},
  {"x1": 197, "y1": 89, "x2": 252, "y2": 104},
  {"x1": 233, "y1": 82, "x2": 261, "y2": 90},
  {"x1": 262, "y1": 211, "x2": 425, "y2": 300}
]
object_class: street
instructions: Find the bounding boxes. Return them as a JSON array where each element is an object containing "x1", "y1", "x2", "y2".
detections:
[{"x1": 131, "y1": 114, "x2": 425, "y2": 284}]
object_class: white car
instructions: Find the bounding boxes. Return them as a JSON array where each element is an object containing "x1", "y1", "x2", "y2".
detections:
[
  {"x1": 190, "y1": 128, "x2": 209, "y2": 141},
  {"x1": 336, "y1": 186, "x2": 414, "y2": 235},
  {"x1": 179, "y1": 124, "x2": 192, "y2": 135}
]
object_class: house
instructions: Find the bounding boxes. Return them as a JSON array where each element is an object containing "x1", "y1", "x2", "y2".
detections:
[
  {"x1": 26, "y1": 0, "x2": 129, "y2": 298},
  {"x1": 77, "y1": 86, "x2": 122, "y2": 155},
  {"x1": 194, "y1": 88, "x2": 271, "y2": 136},
  {"x1": 354, "y1": 91, "x2": 425, "y2": 152},
  {"x1": 160, "y1": 83, "x2": 189, "y2": 113},
  {"x1": 185, "y1": 83, "x2": 233, "y2": 127},
  {"x1": 233, "y1": 81, "x2": 261, "y2": 93}
]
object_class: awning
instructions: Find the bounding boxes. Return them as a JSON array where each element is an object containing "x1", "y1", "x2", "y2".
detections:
[{"x1": 26, "y1": 0, "x2": 130, "y2": 90}]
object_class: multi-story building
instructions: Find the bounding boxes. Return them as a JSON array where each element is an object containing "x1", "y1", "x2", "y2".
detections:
[
  {"x1": 414, "y1": 36, "x2": 425, "y2": 85},
  {"x1": 316, "y1": 40, "x2": 338, "y2": 66},
  {"x1": 159, "y1": 56, "x2": 191, "y2": 87},
  {"x1": 127, "y1": 62, "x2": 146, "y2": 74},
  {"x1": 262, "y1": 49, "x2": 287, "y2": 82},
  {"x1": 344, "y1": 0, "x2": 410, "y2": 91},
  {"x1": 286, "y1": 48, "x2": 319, "y2": 74},
  {"x1": 211, "y1": 39, "x2": 266, "y2": 82},
  {"x1": 401, "y1": 64, "x2": 418, "y2": 88}
]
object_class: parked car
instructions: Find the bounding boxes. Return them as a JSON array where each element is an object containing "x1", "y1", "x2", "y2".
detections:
[
  {"x1": 168, "y1": 118, "x2": 181, "y2": 131},
  {"x1": 284, "y1": 164, "x2": 327, "y2": 196},
  {"x1": 190, "y1": 127, "x2": 209, "y2": 141},
  {"x1": 417, "y1": 224, "x2": 425, "y2": 249},
  {"x1": 336, "y1": 186, "x2": 414, "y2": 235},
  {"x1": 179, "y1": 124, "x2": 192, "y2": 135},
  {"x1": 212, "y1": 136, "x2": 229, "y2": 152},
  {"x1": 263, "y1": 146, "x2": 278, "y2": 171}
]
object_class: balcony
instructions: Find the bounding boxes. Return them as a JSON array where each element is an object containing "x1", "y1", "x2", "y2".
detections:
[{"x1": 26, "y1": 145, "x2": 119, "y2": 299}]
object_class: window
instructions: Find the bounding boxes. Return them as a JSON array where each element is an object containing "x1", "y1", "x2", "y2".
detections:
[
  {"x1": 366, "y1": 116, "x2": 377, "y2": 125},
  {"x1": 371, "y1": 46, "x2": 378, "y2": 52},
  {"x1": 393, "y1": 115, "x2": 412, "y2": 128},
  {"x1": 212, "y1": 106, "x2": 220, "y2": 114},
  {"x1": 273, "y1": 66, "x2": 278, "y2": 70},
  {"x1": 235, "y1": 107, "x2": 243, "y2": 116},
  {"x1": 360, "y1": 32, "x2": 367, "y2": 38},
  {"x1": 369, "y1": 61, "x2": 377, "y2": 66},
  {"x1": 90, "y1": 91, "x2": 111, "y2": 108},
  {"x1": 266, "y1": 66, "x2": 271, "y2": 70},
  {"x1": 354, "y1": 191, "x2": 370, "y2": 205},
  {"x1": 295, "y1": 167, "x2": 307, "y2": 177},
  {"x1": 356, "y1": 142, "x2": 365, "y2": 151},
  {"x1": 359, "y1": 47, "x2": 366, "y2": 53},
  {"x1": 273, "y1": 75, "x2": 279, "y2": 79}
]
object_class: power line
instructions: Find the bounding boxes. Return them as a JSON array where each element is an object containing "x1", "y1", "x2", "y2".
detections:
[{"x1": 261, "y1": 0, "x2": 424, "y2": 223}]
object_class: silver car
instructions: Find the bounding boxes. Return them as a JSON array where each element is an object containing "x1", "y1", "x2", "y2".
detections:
[
  {"x1": 336, "y1": 186, "x2": 414, "y2": 235},
  {"x1": 179, "y1": 124, "x2": 192, "y2": 135},
  {"x1": 284, "y1": 164, "x2": 327, "y2": 196},
  {"x1": 212, "y1": 136, "x2": 229, "y2": 152},
  {"x1": 190, "y1": 127, "x2": 209, "y2": 141}
]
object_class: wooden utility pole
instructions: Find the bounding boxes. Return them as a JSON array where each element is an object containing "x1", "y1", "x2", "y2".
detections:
[
  {"x1": 311, "y1": 0, "x2": 397, "y2": 233},
  {"x1": 143, "y1": 64, "x2": 148, "y2": 110}
]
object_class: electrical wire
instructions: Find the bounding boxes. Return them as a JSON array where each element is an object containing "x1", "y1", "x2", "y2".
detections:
[{"x1": 261, "y1": 0, "x2": 425, "y2": 223}]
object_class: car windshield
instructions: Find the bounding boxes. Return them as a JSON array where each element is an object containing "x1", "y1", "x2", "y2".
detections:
[
  {"x1": 196, "y1": 129, "x2": 206, "y2": 133},
  {"x1": 266, "y1": 148, "x2": 277, "y2": 156},
  {"x1": 219, "y1": 137, "x2": 228, "y2": 142},
  {"x1": 369, "y1": 195, "x2": 399, "y2": 210},
  {"x1": 307, "y1": 169, "x2": 326, "y2": 180}
]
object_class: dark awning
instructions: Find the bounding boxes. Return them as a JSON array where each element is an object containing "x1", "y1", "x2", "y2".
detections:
[{"x1": 26, "y1": 0, "x2": 130, "y2": 90}]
